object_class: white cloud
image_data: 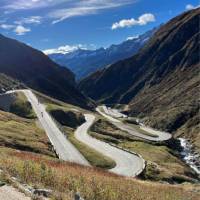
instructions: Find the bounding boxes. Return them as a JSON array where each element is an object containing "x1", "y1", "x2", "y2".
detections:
[
  {"x1": 43, "y1": 44, "x2": 88, "y2": 55},
  {"x1": 185, "y1": 4, "x2": 200, "y2": 10},
  {"x1": 2, "y1": 1, "x2": 136, "y2": 24},
  {"x1": 0, "y1": 24, "x2": 15, "y2": 30},
  {"x1": 0, "y1": 16, "x2": 41, "y2": 35},
  {"x1": 0, "y1": 23, "x2": 32, "y2": 36},
  {"x1": 3, "y1": 0, "x2": 134, "y2": 12},
  {"x1": 49, "y1": 0, "x2": 134, "y2": 24},
  {"x1": 3, "y1": 0, "x2": 57, "y2": 10},
  {"x1": 112, "y1": 13, "x2": 155, "y2": 30},
  {"x1": 50, "y1": 7, "x2": 97, "y2": 24},
  {"x1": 15, "y1": 16, "x2": 42, "y2": 25},
  {"x1": 14, "y1": 25, "x2": 31, "y2": 35},
  {"x1": 126, "y1": 35, "x2": 139, "y2": 40}
]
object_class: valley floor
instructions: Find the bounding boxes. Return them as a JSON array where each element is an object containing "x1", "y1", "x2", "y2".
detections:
[{"x1": 0, "y1": 90, "x2": 199, "y2": 200}]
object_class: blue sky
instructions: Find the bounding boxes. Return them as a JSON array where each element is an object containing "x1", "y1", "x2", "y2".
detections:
[{"x1": 0, "y1": 0, "x2": 199, "y2": 53}]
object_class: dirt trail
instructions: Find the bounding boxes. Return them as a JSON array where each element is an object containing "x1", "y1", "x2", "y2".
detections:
[{"x1": 0, "y1": 185, "x2": 31, "y2": 200}]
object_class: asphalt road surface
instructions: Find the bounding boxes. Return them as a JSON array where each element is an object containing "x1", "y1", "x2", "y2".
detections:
[
  {"x1": 7, "y1": 90, "x2": 90, "y2": 166},
  {"x1": 97, "y1": 106, "x2": 171, "y2": 141},
  {"x1": 75, "y1": 113, "x2": 145, "y2": 177}
]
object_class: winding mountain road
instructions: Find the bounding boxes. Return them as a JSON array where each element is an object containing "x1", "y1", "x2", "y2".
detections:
[
  {"x1": 2, "y1": 90, "x2": 146, "y2": 177},
  {"x1": 6, "y1": 89, "x2": 90, "y2": 166},
  {"x1": 24, "y1": 90, "x2": 145, "y2": 177},
  {"x1": 75, "y1": 114, "x2": 145, "y2": 177},
  {"x1": 97, "y1": 106, "x2": 171, "y2": 141}
]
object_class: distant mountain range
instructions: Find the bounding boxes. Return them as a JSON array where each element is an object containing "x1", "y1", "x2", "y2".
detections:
[
  {"x1": 48, "y1": 28, "x2": 157, "y2": 80},
  {"x1": 79, "y1": 8, "x2": 200, "y2": 150},
  {"x1": 0, "y1": 34, "x2": 92, "y2": 108}
]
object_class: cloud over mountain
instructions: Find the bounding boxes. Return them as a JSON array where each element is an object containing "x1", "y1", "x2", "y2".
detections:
[
  {"x1": 43, "y1": 44, "x2": 88, "y2": 55},
  {"x1": 112, "y1": 13, "x2": 155, "y2": 30}
]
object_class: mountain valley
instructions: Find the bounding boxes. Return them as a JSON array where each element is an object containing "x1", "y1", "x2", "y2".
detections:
[{"x1": 0, "y1": 4, "x2": 199, "y2": 200}]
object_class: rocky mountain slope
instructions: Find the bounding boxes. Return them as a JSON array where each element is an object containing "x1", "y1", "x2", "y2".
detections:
[
  {"x1": 48, "y1": 28, "x2": 156, "y2": 80},
  {"x1": 0, "y1": 34, "x2": 91, "y2": 108},
  {"x1": 79, "y1": 8, "x2": 200, "y2": 149},
  {"x1": 0, "y1": 74, "x2": 25, "y2": 93}
]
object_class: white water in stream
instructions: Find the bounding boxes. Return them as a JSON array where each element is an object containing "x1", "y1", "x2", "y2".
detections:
[{"x1": 179, "y1": 138, "x2": 200, "y2": 175}]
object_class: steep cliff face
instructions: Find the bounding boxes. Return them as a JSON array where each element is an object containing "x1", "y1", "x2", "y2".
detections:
[
  {"x1": 0, "y1": 34, "x2": 91, "y2": 108},
  {"x1": 79, "y1": 8, "x2": 200, "y2": 148}
]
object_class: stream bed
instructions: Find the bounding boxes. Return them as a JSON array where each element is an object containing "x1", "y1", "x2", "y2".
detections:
[{"x1": 179, "y1": 138, "x2": 200, "y2": 175}]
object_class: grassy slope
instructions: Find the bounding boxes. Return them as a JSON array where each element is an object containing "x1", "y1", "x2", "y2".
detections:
[
  {"x1": 0, "y1": 92, "x2": 199, "y2": 199},
  {"x1": 0, "y1": 110, "x2": 54, "y2": 157},
  {"x1": 91, "y1": 118, "x2": 137, "y2": 143},
  {"x1": 46, "y1": 103, "x2": 85, "y2": 129},
  {"x1": 9, "y1": 92, "x2": 36, "y2": 119},
  {"x1": 123, "y1": 120, "x2": 159, "y2": 138},
  {"x1": 90, "y1": 119, "x2": 198, "y2": 183},
  {"x1": 0, "y1": 147, "x2": 199, "y2": 200},
  {"x1": 120, "y1": 142, "x2": 196, "y2": 182},
  {"x1": 0, "y1": 73, "x2": 25, "y2": 92},
  {"x1": 35, "y1": 90, "x2": 93, "y2": 113},
  {"x1": 97, "y1": 106, "x2": 158, "y2": 138}
]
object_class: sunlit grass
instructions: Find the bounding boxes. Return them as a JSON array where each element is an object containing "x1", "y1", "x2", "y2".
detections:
[
  {"x1": 0, "y1": 147, "x2": 199, "y2": 200},
  {"x1": 0, "y1": 110, "x2": 54, "y2": 157},
  {"x1": 10, "y1": 92, "x2": 36, "y2": 119}
]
